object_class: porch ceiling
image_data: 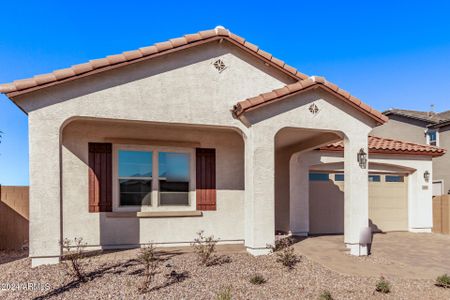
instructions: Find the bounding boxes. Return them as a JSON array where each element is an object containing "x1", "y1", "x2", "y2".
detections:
[{"x1": 275, "y1": 128, "x2": 342, "y2": 156}]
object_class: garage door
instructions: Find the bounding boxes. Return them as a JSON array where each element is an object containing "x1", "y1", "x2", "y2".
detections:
[
  {"x1": 369, "y1": 174, "x2": 408, "y2": 232},
  {"x1": 309, "y1": 173, "x2": 408, "y2": 234}
]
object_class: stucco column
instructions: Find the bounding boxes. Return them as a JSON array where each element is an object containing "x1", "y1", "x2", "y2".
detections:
[
  {"x1": 244, "y1": 127, "x2": 275, "y2": 255},
  {"x1": 344, "y1": 135, "x2": 369, "y2": 256},
  {"x1": 29, "y1": 115, "x2": 62, "y2": 267},
  {"x1": 289, "y1": 152, "x2": 309, "y2": 235}
]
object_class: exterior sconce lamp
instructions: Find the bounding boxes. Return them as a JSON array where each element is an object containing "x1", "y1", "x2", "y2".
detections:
[
  {"x1": 357, "y1": 148, "x2": 367, "y2": 169},
  {"x1": 424, "y1": 171, "x2": 430, "y2": 183}
]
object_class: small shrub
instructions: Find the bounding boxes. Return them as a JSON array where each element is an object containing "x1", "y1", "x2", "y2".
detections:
[
  {"x1": 276, "y1": 245, "x2": 300, "y2": 269},
  {"x1": 249, "y1": 274, "x2": 266, "y2": 285},
  {"x1": 216, "y1": 286, "x2": 232, "y2": 300},
  {"x1": 318, "y1": 290, "x2": 334, "y2": 300},
  {"x1": 137, "y1": 243, "x2": 160, "y2": 293},
  {"x1": 436, "y1": 274, "x2": 450, "y2": 288},
  {"x1": 60, "y1": 237, "x2": 88, "y2": 282},
  {"x1": 268, "y1": 237, "x2": 300, "y2": 269},
  {"x1": 268, "y1": 236, "x2": 294, "y2": 252},
  {"x1": 192, "y1": 230, "x2": 219, "y2": 266},
  {"x1": 375, "y1": 276, "x2": 391, "y2": 294}
]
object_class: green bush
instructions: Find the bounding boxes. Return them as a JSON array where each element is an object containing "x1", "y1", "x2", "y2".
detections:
[
  {"x1": 249, "y1": 274, "x2": 267, "y2": 285},
  {"x1": 436, "y1": 274, "x2": 450, "y2": 288},
  {"x1": 375, "y1": 276, "x2": 391, "y2": 294},
  {"x1": 318, "y1": 290, "x2": 334, "y2": 300}
]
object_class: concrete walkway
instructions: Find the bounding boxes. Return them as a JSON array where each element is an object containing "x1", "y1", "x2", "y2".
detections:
[{"x1": 294, "y1": 232, "x2": 450, "y2": 279}]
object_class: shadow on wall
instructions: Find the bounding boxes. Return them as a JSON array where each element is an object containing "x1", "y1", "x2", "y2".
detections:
[
  {"x1": 369, "y1": 219, "x2": 382, "y2": 233},
  {"x1": 0, "y1": 186, "x2": 29, "y2": 251},
  {"x1": 309, "y1": 179, "x2": 384, "y2": 235},
  {"x1": 309, "y1": 180, "x2": 344, "y2": 234}
]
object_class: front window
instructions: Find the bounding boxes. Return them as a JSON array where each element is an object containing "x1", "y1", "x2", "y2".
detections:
[
  {"x1": 158, "y1": 152, "x2": 190, "y2": 206},
  {"x1": 116, "y1": 146, "x2": 192, "y2": 208},
  {"x1": 118, "y1": 150, "x2": 152, "y2": 206}
]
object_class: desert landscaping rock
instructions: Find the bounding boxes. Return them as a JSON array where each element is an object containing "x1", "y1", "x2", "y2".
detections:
[{"x1": 1, "y1": 247, "x2": 450, "y2": 299}]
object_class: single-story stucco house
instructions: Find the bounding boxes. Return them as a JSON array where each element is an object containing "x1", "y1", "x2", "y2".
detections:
[{"x1": 0, "y1": 26, "x2": 446, "y2": 267}]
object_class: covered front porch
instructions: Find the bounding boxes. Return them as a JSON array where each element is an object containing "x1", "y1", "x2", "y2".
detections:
[
  {"x1": 270, "y1": 127, "x2": 371, "y2": 256},
  {"x1": 238, "y1": 83, "x2": 384, "y2": 256}
]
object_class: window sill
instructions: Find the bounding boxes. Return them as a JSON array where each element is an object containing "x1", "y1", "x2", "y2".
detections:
[{"x1": 105, "y1": 211, "x2": 203, "y2": 218}]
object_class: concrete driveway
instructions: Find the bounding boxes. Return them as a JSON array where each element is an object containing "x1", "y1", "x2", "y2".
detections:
[{"x1": 294, "y1": 232, "x2": 450, "y2": 279}]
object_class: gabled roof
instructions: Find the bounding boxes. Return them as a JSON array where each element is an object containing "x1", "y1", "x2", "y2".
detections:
[
  {"x1": 0, "y1": 27, "x2": 386, "y2": 126},
  {"x1": 320, "y1": 135, "x2": 446, "y2": 157},
  {"x1": 233, "y1": 76, "x2": 388, "y2": 124},
  {"x1": 384, "y1": 108, "x2": 450, "y2": 124},
  {"x1": 0, "y1": 26, "x2": 307, "y2": 98}
]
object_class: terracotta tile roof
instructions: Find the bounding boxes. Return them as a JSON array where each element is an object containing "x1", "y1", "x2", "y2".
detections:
[
  {"x1": 320, "y1": 135, "x2": 446, "y2": 157},
  {"x1": 0, "y1": 26, "x2": 307, "y2": 97},
  {"x1": 233, "y1": 76, "x2": 389, "y2": 124},
  {"x1": 384, "y1": 108, "x2": 450, "y2": 124}
]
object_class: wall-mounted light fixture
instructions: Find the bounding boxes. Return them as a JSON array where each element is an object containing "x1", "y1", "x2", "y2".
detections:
[
  {"x1": 424, "y1": 170, "x2": 430, "y2": 183},
  {"x1": 357, "y1": 148, "x2": 367, "y2": 169}
]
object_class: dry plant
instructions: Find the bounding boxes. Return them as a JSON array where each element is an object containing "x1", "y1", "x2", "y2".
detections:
[
  {"x1": 319, "y1": 290, "x2": 334, "y2": 300},
  {"x1": 137, "y1": 243, "x2": 160, "y2": 293},
  {"x1": 192, "y1": 230, "x2": 219, "y2": 266},
  {"x1": 375, "y1": 276, "x2": 391, "y2": 294},
  {"x1": 60, "y1": 237, "x2": 88, "y2": 282},
  {"x1": 216, "y1": 285, "x2": 232, "y2": 300},
  {"x1": 269, "y1": 237, "x2": 300, "y2": 270},
  {"x1": 249, "y1": 274, "x2": 266, "y2": 285}
]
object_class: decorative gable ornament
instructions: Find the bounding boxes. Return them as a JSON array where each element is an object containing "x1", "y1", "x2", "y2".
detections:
[
  {"x1": 213, "y1": 59, "x2": 227, "y2": 73},
  {"x1": 309, "y1": 103, "x2": 319, "y2": 115}
]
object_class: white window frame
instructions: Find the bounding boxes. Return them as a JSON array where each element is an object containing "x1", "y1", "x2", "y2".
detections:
[
  {"x1": 426, "y1": 129, "x2": 439, "y2": 146},
  {"x1": 112, "y1": 144, "x2": 196, "y2": 212}
]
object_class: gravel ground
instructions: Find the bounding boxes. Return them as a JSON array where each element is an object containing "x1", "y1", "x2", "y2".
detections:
[{"x1": 1, "y1": 248, "x2": 450, "y2": 300}]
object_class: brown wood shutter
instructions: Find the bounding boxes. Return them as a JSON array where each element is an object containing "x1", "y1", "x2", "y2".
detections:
[
  {"x1": 196, "y1": 148, "x2": 216, "y2": 211},
  {"x1": 88, "y1": 143, "x2": 112, "y2": 212}
]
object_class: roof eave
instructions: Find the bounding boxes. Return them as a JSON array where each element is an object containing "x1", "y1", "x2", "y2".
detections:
[
  {"x1": 319, "y1": 147, "x2": 446, "y2": 158},
  {"x1": 234, "y1": 80, "x2": 388, "y2": 125},
  {"x1": 1, "y1": 31, "x2": 308, "y2": 99}
]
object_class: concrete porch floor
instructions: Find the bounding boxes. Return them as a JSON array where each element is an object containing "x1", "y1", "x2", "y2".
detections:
[{"x1": 293, "y1": 232, "x2": 450, "y2": 279}]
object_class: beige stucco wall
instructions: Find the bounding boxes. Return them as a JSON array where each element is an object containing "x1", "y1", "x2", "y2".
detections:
[
  {"x1": 371, "y1": 115, "x2": 449, "y2": 195},
  {"x1": 243, "y1": 87, "x2": 378, "y2": 254},
  {"x1": 18, "y1": 41, "x2": 294, "y2": 262},
  {"x1": 433, "y1": 126, "x2": 450, "y2": 194},
  {"x1": 17, "y1": 38, "x2": 385, "y2": 263},
  {"x1": 62, "y1": 120, "x2": 245, "y2": 247},
  {"x1": 370, "y1": 115, "x2": 427, "y2": 144}
]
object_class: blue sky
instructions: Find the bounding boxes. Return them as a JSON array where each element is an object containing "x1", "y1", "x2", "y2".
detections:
[{"x1": 1, "y1": 1, "x2": 450, "y2": 185}]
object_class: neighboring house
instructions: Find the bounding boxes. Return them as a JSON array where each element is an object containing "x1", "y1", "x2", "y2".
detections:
[
  {"x1": 0, "y1": 27, "x2": 445, "y2": 267},
  {"x1": 371, "y1": 109, "x2": 450, "y2": 195}
]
